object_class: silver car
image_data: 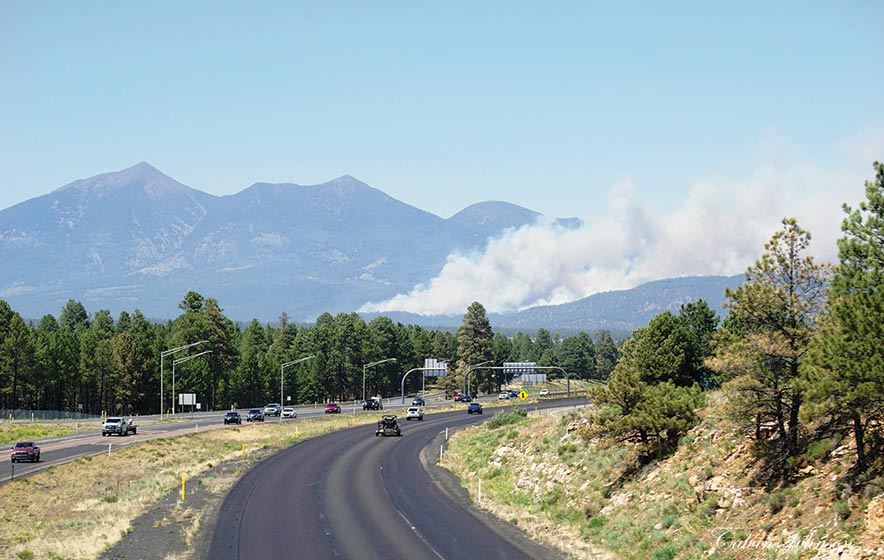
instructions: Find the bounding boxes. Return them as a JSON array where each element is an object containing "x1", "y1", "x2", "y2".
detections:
[{"x1": 405, "y1": 406, "x2": 424, "y2": 421}]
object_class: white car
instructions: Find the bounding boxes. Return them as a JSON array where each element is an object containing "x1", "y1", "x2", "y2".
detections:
[
  {"x1": 405, "y1": 406, "x2": 424, "y2": 421},
  {"x1": 539, "y1": 388, "x2": 550, "y2": 396},
  {"x1": 281, "y1": 407, "x2": 296, "y2": 418},
  {"x1": 498, "y1": 392, "x2": 510, "y2": 400}
]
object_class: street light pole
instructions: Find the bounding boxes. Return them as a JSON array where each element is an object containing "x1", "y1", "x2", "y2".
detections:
[
  {"x1": 160, "y1": 340, "x2": 207, "y2": 419},
  {"x1": 281, "y1": 355, "x2": 315, "y2": 407},
  {"x1": 172, "y1": 350, "x2": 212, "y2": 415},
  {"x1": 362, "y1": 358, "x2": 397, "y2": 402}
]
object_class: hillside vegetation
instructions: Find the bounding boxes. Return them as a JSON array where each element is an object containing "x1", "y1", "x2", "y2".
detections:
[{"x1": 442, "y1": 397, "x2": 884, "y2": 559}]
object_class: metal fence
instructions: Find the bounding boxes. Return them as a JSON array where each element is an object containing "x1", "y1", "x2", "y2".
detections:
[{"x1": 1, "y1": 409, "x2": 103, "y2": 422}]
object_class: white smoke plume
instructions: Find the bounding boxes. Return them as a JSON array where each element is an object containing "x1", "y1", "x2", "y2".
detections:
[{"x1": 362, "y1": 143, "x2": 878, "y2": 315}]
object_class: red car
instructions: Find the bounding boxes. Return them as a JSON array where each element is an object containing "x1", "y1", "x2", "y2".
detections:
[
  {"x1": 324, "y1": 403, "x2": 342, "y2": 414},
  {"x1": 453, "y1": 393, "x2": 465, "y2": 402},
  {"x1": 11, "y1": 441, "x2": 41, "y2": 463}
]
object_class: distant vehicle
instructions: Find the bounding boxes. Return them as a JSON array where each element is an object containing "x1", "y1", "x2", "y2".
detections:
[
  {"x1": 362, "y1": 397, "x2": 383, "y2": 410},
  {"x1": 263, "y1": 403, "x2": 282, "y2": 416},
  {"x1": 508, "y1": 390, "x2": 519, "y2": 398},
  {"x1": 539, "y1": 388, "x2": 550, "y2": 396},
  {"x1": 411, "y1": 397, "x2": 426, "y2": 407},
  {"x1": 467, "y1": 402, "x2": 483, "y2": 415},
  {"x1": 453, "y1": 393, "x2": 465, "y2": 402},
  {"x1": 11, "y1": 441, "x2": 40, "y2": 463},
  {"x1": 224, "y1": 411, "x2": 242, "y2": 425},
  {"x1": 281, "y1": 407, "x2": 296, "y2": 418},
  {"x1": 405, "y1": 407, "x2": 424, "y2": 421},
  {"x1": 102, "y1": 417, "x2": 136, "y2": 436},
  {"x1": 325, "y1": 403, "x2": 342, "y2": 414},
  {"x1": 461, "y1": 395, "x2": 473, "y2": 403},
  {"x1": 375, "y1": 415, "x2": 401, "y2": 436},
  {"x1": 246, "y1": 409, "x2": 264, "y2": 422},
  {"x1": 498, "y1": 392, "x2": 510, "y2": 400}
]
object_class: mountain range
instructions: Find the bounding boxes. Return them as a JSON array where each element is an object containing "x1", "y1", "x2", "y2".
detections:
[{"x1": 0, "y1": 162, "x2": 741, "y2": 330}]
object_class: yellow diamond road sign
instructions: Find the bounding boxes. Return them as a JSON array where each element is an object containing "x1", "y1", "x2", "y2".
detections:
[{"x1": 518, "y1": 390, "x2": 528, "y2": 401}]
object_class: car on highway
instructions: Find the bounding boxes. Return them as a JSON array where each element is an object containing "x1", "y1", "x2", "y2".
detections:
[
  {"x1": 411, "y1": 397, "x2": 426, "y2": 406},
  {"x1": 498, "y1": 392, "x2": 510, "y2": 400},
  {"x1": 508, "y1": 390, "x2": 519, "y2": 398},
  {"x1": 467, "y1": 402, "x2": 483, "y2": 414},
  {"x1": 375, "y1": 415, "x2": 401, "y2": 436},
  {"x1": 539, "y1": 388, "x2": 550, "y2": 396},
  {"x1": 362, "y1": 397, "x2": 383, "y2": 410},
  {"x1": 281, "y1": 407, "x2": 296, "y2": 418},
  {"x1": 405, "y1": 406, "x2": 424, "y2": 421},
  {"x1": 453, "y1": 393, "x2": 465, "y2": 402},
  {"x1": 461, "y1": 395, "x2": 473, "y2": 402},
  {"x1": 325, "y1": 403, "x2": 342, "y2": 414},
  {"x1": 246, "y1": 409, "x2": 264, "y2": 422},
  {"x1": 11, "y1": 441, "x2": 40, "y2": 463},
  {"x1": 224, "y1": 411, "x2": 242, "y2": 425},
  {"x1": 263, "y1": 403, "x2": 282, "y2": 416},
  {"x1": 102, "y1": 417, "x2": 136, "y2": 436}
]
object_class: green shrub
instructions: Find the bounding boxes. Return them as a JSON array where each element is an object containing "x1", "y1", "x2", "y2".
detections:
[
  {"x1": 557, "y1": 443, "x2": 577, "y2": 456},
  {"x1": 767, "y1": 492, "x2": 786, "y2": 514},
  {"x1": 804, "y1": 436, "x2": 839, "y2": 462},
  {"x1": 660, "y1": 513, "x2": 679, "y2": 529},
  {"x1": 488, "y1": 407, "x2": 528, "y2": 429},
  {"x1": 16, "y1": 551, "x2": 35, "y2": 560},
  {"x1": 652, "y1": 543, "x2": 679, "y2": 560},
  {"x1": 834, "y1": 500, "x2": 851, "y2": 520}
]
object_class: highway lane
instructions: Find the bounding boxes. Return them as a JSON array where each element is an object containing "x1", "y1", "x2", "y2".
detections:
[{"x1": 207, "y1": 401, "x2": 582, "y2": 560}]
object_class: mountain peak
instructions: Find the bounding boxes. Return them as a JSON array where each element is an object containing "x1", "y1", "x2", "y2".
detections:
[
  {"x1": 449, "y1": 200, "x2": 540, "y2": 225},
  {"x1": 51, "y1": 162, "x2": 196, "y2": 201}
]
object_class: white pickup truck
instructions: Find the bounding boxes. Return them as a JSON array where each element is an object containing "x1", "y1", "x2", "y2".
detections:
[{"x1": 102, "y1": 417, "x2": 137, "y2": 437}]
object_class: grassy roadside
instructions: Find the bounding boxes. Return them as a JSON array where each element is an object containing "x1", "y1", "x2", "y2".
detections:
[
  {"x1": 1, "y1": 423, "x2": 85, "y2": 446},
  {"x1": 0, "y1": 413, "x2": 379, "y2": 560}
]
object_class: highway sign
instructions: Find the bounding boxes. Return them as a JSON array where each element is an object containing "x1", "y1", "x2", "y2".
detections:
[{"x1": 518, "y1": 390, "x2": 528, "y2": 401}]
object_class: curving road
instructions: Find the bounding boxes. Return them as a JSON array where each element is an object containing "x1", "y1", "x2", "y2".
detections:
[{"x1": 207, "y1": 403, "x2": 578, "y2": 560}]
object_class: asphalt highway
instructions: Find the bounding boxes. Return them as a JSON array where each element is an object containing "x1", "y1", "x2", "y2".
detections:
[{"x1": 206, "y1": 401, "x2": 580, "y2": 560}]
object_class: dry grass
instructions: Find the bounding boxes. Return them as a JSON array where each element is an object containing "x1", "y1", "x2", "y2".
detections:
[{"x1": 0, "y1": 413, "x2": 379, "y2": 560}]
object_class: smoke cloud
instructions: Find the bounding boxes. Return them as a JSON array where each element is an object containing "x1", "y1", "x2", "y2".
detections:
[{"x1": 362, "y1": 145, "x2": 876, "y2": 315}]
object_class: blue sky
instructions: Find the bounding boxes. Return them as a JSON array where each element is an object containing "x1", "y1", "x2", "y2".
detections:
[{"x1": 3, "y1": 2, "x2": 883, "y2": 312}]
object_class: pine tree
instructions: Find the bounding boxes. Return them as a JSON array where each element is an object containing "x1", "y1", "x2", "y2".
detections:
[
  {"x1": 708, "y1": 218, "x2": 830, "y2": 459},
  {"x1": 803, "y1": 162, "x2": 884, "y2": 472},
  {"x1": 456, "y1": 302, "x2": 494, "y2": 395}
]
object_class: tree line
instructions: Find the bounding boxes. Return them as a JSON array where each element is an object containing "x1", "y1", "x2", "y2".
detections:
[
  {"x1": 589, "y1": 162, "x2": 884, "y2": 476},
  {"x1": 0, "y1": 289, "x2": 619, "y2": 416}
]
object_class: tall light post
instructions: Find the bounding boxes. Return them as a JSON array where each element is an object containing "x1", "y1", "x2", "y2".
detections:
[
  {"x1": 362, "y1": 358, "x2": 397, "y2": 402},
  {"x1": 172, "y1": 350, "x2": 212, "y2": 415},
  {"x1": 160, "y1": 340, "x2": 207, "y2": 419},
  {"x1": 281, "y1": 355, "x2": 315, "y2": 406}
]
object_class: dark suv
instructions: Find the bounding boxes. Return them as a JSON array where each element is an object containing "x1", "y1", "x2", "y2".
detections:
[
  {"x1": 224, "y1": 411, "x2": 242, "y2": 425},
  {"x1": 246, "y1": 409, "x2": 264, "y2": 422},
  {"x1": 362, "y1": 398, "x2": 383, "y2": 410}
]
